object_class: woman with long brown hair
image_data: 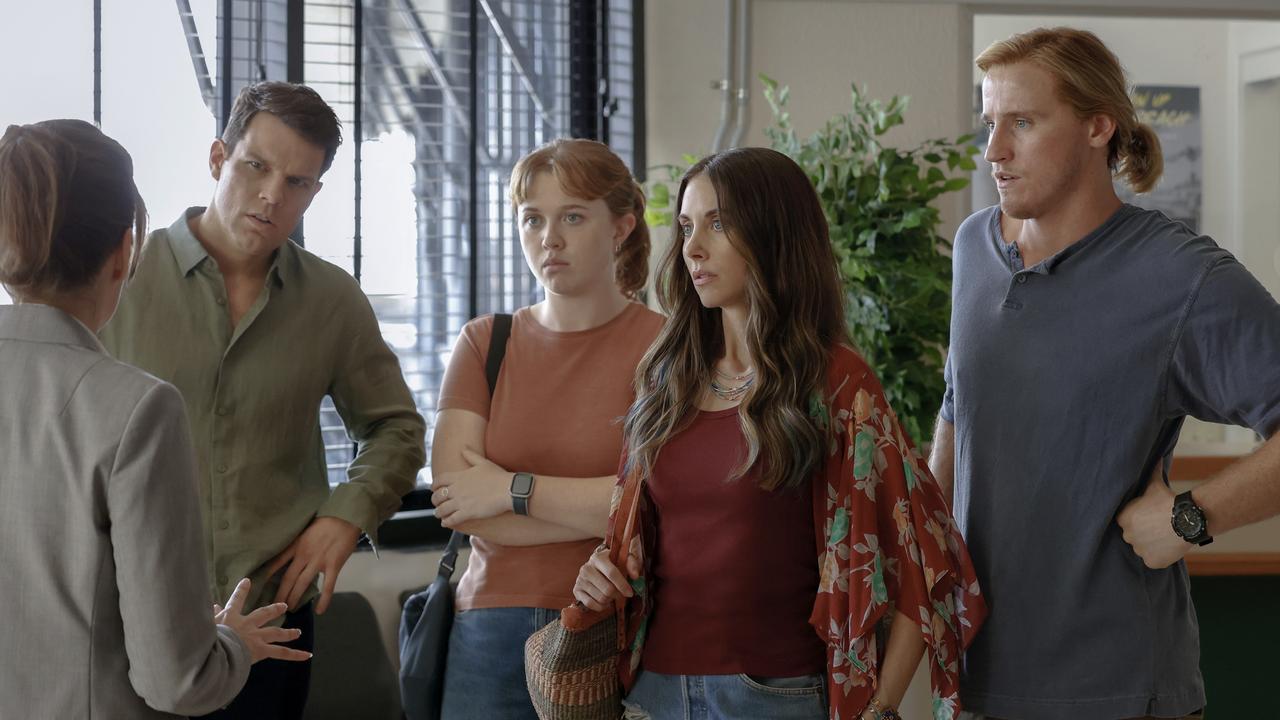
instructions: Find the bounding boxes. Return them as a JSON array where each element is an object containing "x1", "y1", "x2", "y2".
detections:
[
  {"x1": 428, "y1": 138, "x2": 663, "y2": 718},
  {"x1": 0, "y1": 120, "x2": 308, "y2": 719},
  {"x1": 573, "y1": 147, "x2": 987, "y2": 720}
]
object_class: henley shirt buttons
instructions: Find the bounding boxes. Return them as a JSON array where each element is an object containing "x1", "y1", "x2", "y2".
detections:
[
  {"x1": 218, "y1": 520, "x2": 229, "y2": 530},
  {"x1": 216, "y1": 406, "x2": 230, "y2": 416},
  {"x1": 1017, "y1": 275, "x2": 1028, "y2": 284},
  {"x1": 217, "y1": 575, "x2": 228, "y2": 586},
  {"x1": 216, "y1": 297, "x2": 226, "y2": 306},
  {"x1": 216, "y1": 463, "x2": 227, "y2": 473}
]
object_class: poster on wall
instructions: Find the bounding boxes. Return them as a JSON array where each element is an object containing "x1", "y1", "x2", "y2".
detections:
[
  {"x1": 971, "y1": 84, "x2": 1202, "y2": 232},
  {"x1": 1117, "y1": 85, "x2": 1202, "y2": 232}
]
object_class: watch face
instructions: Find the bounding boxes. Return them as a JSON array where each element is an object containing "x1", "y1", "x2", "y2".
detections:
[
  {"x1": 511, "y1": 473, "x2": 534, "y2": 496},
  {"x1": 1174, "y1": 508, "x2": 1204, "y2": 537}
]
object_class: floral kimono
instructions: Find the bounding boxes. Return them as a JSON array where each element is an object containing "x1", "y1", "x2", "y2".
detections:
[{"x1": 612, "y1": 345, "x2": 987, "y2": 720}]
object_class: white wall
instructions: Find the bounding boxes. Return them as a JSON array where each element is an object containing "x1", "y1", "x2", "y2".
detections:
[
  {"x1": 645, "y1": 0, "x2": 975, "y2": 264},
  {"x1": 1230, "y1": 21, "x2": 1280, "y2": 304}
]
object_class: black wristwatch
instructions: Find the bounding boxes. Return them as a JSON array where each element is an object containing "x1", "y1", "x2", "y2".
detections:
[
  {"x1": 511, "y1": 472, "x2": 535, "y2": 516},
  {"x1": 1171, "y1": 490, "x2": 1213, "y2": 546}
]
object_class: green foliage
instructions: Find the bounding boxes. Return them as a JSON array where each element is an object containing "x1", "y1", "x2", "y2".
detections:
[
  {"x1": 640, "y1": 77, "x2": 977, "y2": 444},
  {"x1": 643, "y1": 154, "x2": 699, "y2": 229},
  {"x1": 761, "y1": 74, "x2": 978, "y2": 444}
]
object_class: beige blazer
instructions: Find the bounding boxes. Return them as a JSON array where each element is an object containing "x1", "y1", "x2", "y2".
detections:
[{"x1": 0, "y1": 304, "x2": 249, "y2": 719}]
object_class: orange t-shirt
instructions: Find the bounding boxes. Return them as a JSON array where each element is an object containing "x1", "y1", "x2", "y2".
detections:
[{"x1": 437, "y1": 302, "x2": 664, "y2": 610}]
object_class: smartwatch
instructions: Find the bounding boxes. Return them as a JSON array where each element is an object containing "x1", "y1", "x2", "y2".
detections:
[
  {"x1": 511, "y1": 472, "x2": 535, "y2": 516},
  {"x1": 1171, "y1": 490, "x2": 1213, "y2": 546}
]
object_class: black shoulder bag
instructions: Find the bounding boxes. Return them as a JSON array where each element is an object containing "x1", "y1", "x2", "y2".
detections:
[{"x1": 398, "y1": 313, "x2": 512, "y2": 720}]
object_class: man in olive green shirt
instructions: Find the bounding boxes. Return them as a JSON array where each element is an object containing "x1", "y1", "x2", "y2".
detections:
[{"x1": 101, "y1": 82, "x2": 426, "y2": 719}]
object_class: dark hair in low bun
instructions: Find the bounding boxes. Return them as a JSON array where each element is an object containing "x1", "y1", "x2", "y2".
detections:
[{"x1": 0, "y1": 119, "x2": 145, "y2": 296}]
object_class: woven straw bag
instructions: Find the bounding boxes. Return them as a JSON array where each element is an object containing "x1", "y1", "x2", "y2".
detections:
[{"x1": 524, "y1": 471, "x2": 644, "y2": 720}]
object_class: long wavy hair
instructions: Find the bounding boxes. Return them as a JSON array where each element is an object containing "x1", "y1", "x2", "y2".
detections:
[{"x1": 622, "y1": 147, "x2": 847, "y2": 491}]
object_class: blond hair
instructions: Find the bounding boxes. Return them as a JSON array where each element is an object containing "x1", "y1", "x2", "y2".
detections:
[
  {"x1": 509, "y1": 138, "x2": 649, "y2": 299},
  {"x1": 977, "y1": 27, "x2": 1163, "y2": 193}
]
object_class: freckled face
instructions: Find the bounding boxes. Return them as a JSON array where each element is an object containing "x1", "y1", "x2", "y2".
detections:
[{"x1": 517, "y1": 171, "x2": 629, "y2": 298}]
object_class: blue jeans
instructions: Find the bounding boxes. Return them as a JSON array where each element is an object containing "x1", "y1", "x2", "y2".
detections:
[
  {"x1": 440, "y1": 606, "x2": 559, "y2": 720},
  {"x1": 621, "y1": 670, "x2": 827, "y2": 720}
]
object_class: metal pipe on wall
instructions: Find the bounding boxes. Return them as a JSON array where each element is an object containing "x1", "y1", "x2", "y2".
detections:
[
  {"x1": 709, "y1": 0, "x2": 737, "y2": 153},
  {"x1": 727, "y1": 0, "x2": 751, "y2": 148}
]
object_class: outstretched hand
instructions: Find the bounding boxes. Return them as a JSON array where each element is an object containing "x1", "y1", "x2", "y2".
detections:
[{"x1": 214, "y1": 578, "x2": 312, "y2": 664}]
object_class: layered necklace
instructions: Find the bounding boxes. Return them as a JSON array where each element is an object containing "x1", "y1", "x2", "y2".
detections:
[{"x1": 709, "y1": 366, "x2": 755, "y2": 402}]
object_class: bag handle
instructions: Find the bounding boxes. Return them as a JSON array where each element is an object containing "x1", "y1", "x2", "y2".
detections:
[
  {"x1": 436, "y1": 312, "x2": 513, "y2": 581},
  {"x1": 606, "y1": 467, "x2": 645, "y2": 572},
  {"x1": 566, "y1": 464, "x2": 644, "y2": 652}
]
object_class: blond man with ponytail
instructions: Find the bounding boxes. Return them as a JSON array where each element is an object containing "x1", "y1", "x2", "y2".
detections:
[
  {"x1": 930, "y1": 27, "x2": 1280, "y2": 720},
  {"x1": 0, "y1": 120, "x2": 310, "y2": 720}
]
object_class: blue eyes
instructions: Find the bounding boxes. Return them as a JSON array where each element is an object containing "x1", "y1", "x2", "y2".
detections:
[
  {"x1": 985, "y1": 119, "x2": 1030, "y2": 130},
  {"x1": 522, "y1": 213, "x2": 584, "y2": 228},
  {"x1": 679, "y1": 219, "x2": 723, "y2": 239},
  {"x1": 245, "y1": 160, "x2": 309, "y2": 189}
]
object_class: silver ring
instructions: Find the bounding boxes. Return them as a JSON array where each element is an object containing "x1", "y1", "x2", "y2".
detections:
[{"x1": 439, "y1": 486, "x2": 450, "y2": 499}]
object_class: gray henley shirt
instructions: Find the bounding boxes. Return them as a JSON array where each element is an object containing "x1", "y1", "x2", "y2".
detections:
[{"x1": 944, "y1": 204, "x2": 1280, "y2": 719}]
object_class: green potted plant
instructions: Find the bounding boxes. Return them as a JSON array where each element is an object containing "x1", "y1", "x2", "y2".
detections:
[{"x1": 765, "y1": 76, "x2": 977, "y2": 443}]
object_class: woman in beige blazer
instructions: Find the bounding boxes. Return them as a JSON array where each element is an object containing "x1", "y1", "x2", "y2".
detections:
[{"x1": 0, "y1": 119, "x2": 310, "y2": 719}]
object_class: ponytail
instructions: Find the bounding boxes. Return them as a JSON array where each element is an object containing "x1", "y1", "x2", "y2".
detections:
[
  {"x1": 614, "y1": 181, "x2": 651, "y2": 300},
  {"x1": 1117, "y1": 123, "x2": 1163, "y2": 194},
  {"x1": 0, "y1": 125, "x2": 63, "y2": 287},
  {"x1": 0, "y1": 119, "x2": 144, "y2": 296}
]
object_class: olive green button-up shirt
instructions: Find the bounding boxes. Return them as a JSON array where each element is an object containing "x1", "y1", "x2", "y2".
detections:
[{"x1": 101, "y1": 208, "x2": 426, "y2": 610}]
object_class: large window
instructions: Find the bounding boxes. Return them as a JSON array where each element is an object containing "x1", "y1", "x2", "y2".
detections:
[
  {"x1": 0, "y1": 2, "x2": 642, "y2": 492},
  {"x1": 0, "y1": 1, "x2": 219, "y2": 301},
  {"x1": 213, "y1": 0, "x2": 643, "y2": 485},
  {"x1": 0, "y1": 0, "x2": 94, "y2": 305}
]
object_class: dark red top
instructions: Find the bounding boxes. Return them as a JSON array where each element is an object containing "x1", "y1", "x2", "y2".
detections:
[{"x1": 640, "y1": 406, "x2": 826, "y2": 676}]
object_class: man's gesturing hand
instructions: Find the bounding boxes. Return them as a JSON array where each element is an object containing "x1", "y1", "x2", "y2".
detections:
[{"x1": 265, "y1": 516, "x2": 362, "y2": 615}]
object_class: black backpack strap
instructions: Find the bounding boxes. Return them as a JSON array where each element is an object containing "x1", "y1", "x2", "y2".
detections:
[
  {"x1": 485, "y1": 313, "x2": 513, "y2": 397},
  {"x1": 437, "y1": 313, "x2": 513, "y2": 580}
]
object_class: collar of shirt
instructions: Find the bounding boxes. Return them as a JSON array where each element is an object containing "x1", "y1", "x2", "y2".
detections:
[
  {"x1": 0, "y1": 303, "x2": 105, "y2": 353},
  {"x1": 992, "y1": 203, "x2": 1140, "y2": 276},
  {"x1": 167, "y1": 206, "x2": 292, "y2": 289}
]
